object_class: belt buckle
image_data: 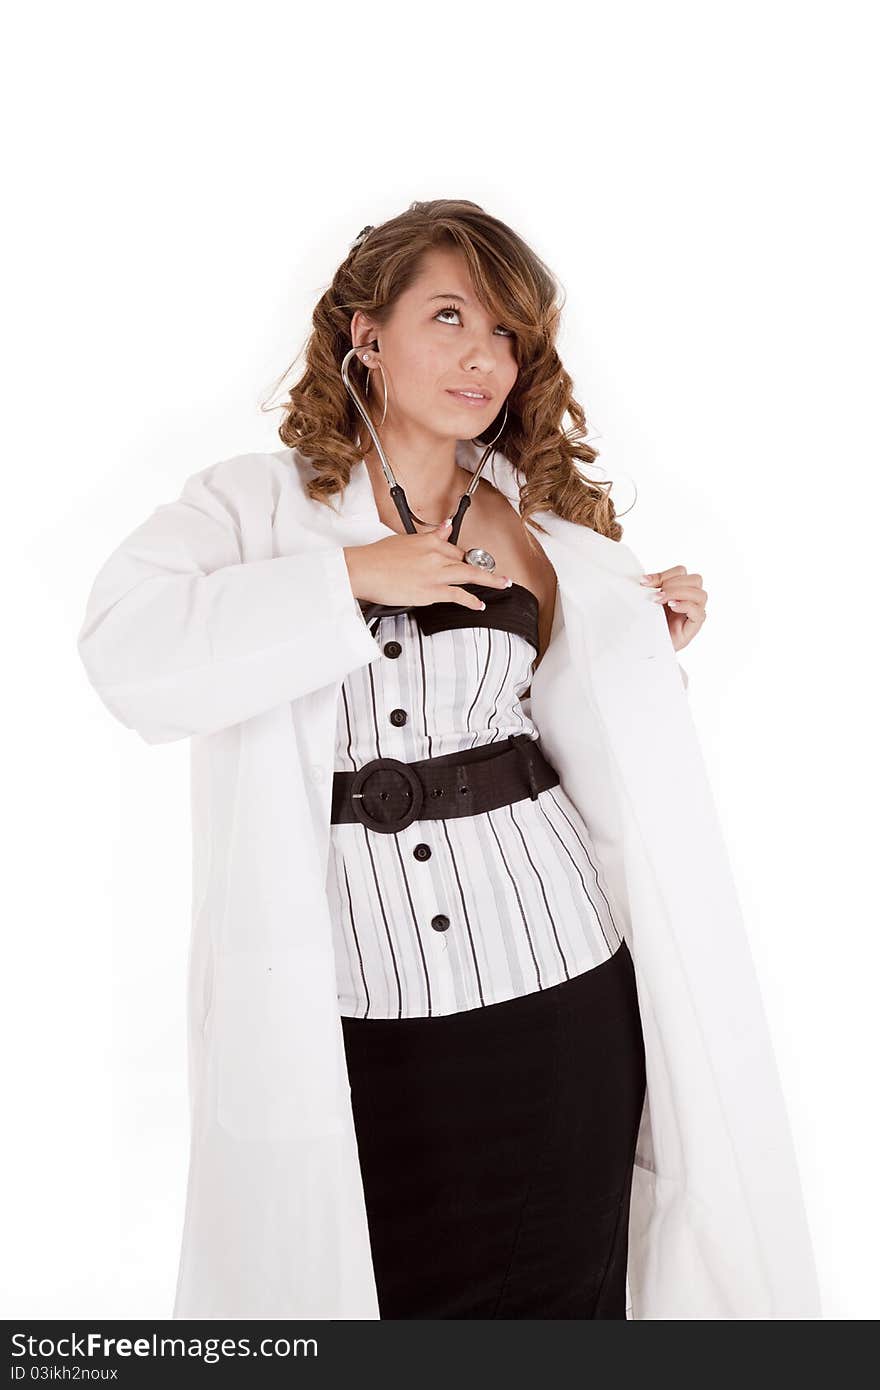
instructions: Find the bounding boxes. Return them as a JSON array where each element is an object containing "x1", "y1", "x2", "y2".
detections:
[{"x1": 349, "y1": 756, "x2": 425, "y2": 833}]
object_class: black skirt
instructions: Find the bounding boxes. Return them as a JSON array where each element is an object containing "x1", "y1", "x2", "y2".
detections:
[{"x1": 341, "y1": 936, "x2": 646, "y2": 1319}]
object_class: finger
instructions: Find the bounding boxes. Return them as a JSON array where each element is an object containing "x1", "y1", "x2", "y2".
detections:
[
  {"x1": 453, "y1": 563, "x2": 511, "y2": 588},
  {"x1": 426, "y1": 522, "x2": 457, "y2": 554},
  {"x1": 658, "y1": 576, "x2": 704, "y2": 595},
  {"x1": 441, "y1": 584, "x2": 487, "y2": 611},
  {"x1": 653, "y1": 583, "x2": 707, "y2": 605},
  {"x1": 432, "y1": 520, "x2": 458, "y2": 548},
  {"x1": 435, "y1": 540, "x2": 466, "y2": 560},
  {"x1": 431, "y1": 528, "x2": 466, "y2": 559},
  {"x1": 640, "y1": 565, "x2": 688, "y2": 587},
  {"x1": 666, "y1": 599, "x2": 704, "y2": 624}
]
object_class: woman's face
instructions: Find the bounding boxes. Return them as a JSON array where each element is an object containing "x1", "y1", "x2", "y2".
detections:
[{"x1": 351, "y1": 245, "x2": 518, "y2": 446}]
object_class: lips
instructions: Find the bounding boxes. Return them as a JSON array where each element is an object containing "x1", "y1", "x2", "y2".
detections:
[{"x1": 446, "y1": 389, "x2": 492, "y2": 403}]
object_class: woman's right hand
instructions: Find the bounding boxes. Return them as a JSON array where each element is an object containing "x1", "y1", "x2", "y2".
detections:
[{"x1": 343, "y1": 520, "x2": 512, "y2": 611}]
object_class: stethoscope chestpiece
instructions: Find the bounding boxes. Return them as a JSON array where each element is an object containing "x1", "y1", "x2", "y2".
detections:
[{"x1": 463, "y1": 546, "x2": 496, "y2": 573}]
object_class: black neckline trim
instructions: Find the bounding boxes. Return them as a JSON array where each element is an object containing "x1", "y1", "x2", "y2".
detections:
[{"x1": 464, "y1": 578, "x2": 539, "y2": 610}]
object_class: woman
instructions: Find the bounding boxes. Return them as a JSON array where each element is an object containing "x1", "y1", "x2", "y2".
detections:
[{"x1": 77, "y1": 199, "x2": 821, "y2": 1320}]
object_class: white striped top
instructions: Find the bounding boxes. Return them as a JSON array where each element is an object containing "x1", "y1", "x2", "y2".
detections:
[{"x1": 326, "y1": 581, "x2": 624, "y2": 1018}]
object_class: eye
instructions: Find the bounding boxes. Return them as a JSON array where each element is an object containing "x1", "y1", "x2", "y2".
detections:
[{"x1": 434, "y1": 304, "x2": 515, "y2": 337}]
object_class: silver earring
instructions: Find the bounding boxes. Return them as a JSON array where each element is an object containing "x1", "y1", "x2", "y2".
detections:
[
  {"x1": 362, "y1": 350, "x2": 388, "y2": 426},
  {"x1": 479, "y1": 399, "x2": 509, "y2": 448}
]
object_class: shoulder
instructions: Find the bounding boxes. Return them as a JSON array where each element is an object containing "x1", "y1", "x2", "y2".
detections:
[
  {"x1": 185, "y1": 446, "x2": 320, "y2": 515},
  {"x1": 471, "y1": 471, "x2": 520, "y2": 521}
]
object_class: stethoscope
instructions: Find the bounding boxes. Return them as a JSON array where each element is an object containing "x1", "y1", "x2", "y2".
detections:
[{"x1": 340, "y1": 341, "x2": 508, "y2": 624}]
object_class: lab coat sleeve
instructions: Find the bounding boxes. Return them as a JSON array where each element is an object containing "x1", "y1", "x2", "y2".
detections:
[{"x1": 77, "y1": 465, "x2": 382, "y2": 745}]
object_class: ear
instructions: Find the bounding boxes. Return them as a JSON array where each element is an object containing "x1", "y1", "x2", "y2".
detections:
[{"x1": 350, "y1": 309, "x2": 379, "y2": 356}]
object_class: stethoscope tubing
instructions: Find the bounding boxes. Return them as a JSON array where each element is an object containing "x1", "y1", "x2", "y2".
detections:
[{"x1": 340, "y1": 343, "x2": 499, "y2": 550}]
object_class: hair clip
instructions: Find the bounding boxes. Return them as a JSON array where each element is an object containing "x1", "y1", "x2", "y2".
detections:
[{"x1": 350, "y1": 224, "x2": 375, "y2": 250}]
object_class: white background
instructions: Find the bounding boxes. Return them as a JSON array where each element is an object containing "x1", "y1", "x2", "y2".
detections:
[{"x1": 3, "y1": 0, "x2": 876, "y2": 1320}]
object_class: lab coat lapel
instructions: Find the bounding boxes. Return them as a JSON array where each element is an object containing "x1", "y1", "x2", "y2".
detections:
[{"x1": 434, "y1": 442, "x2": 821, "y2": 1317}]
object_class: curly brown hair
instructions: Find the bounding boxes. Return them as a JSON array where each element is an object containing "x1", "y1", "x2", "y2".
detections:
[{"x1": 264, "y1": 198, "x2": 624, "y2": 542}]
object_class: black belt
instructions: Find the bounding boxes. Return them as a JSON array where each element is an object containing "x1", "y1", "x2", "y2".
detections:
[{"x1": 331, "y1": 733, "x2": 560, "y2": 834}]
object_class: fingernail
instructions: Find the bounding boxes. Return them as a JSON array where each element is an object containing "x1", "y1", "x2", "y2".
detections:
[
  {"x1": 479, "y1": 600, "x2": 486, "y2": 610},
  {"x1": 639, "y1": 575, "x2": 654, "y2": 585},
  {"x1": 503, "y1": 576, "x2": 513, "y2": 587}
]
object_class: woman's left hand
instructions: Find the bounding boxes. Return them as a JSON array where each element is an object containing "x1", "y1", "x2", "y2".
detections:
[{"x1": 640, "y1": 566, "x2": 707, "y2": 653}]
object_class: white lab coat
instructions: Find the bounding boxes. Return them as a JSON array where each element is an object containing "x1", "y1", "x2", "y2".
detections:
[{"x1": 77, "y1": 441, "x2": 822, "y2": 1320}]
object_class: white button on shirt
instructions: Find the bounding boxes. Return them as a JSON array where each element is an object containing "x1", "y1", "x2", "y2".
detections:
[{"x1": 326, "y1": 582, "x2": 624, "y2": 1019}]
